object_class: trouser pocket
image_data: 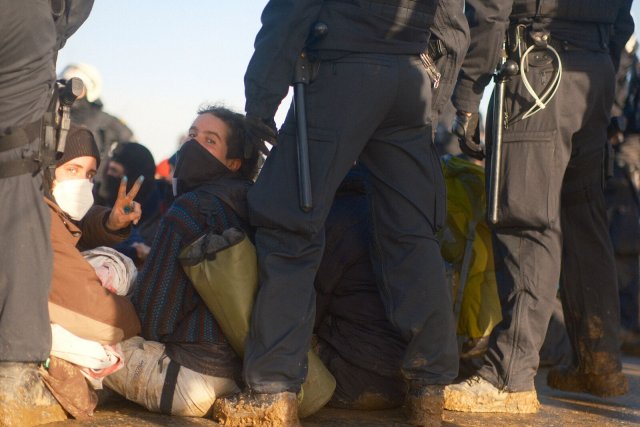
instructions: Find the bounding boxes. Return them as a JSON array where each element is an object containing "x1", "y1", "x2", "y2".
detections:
[{"x1": 495, "y1": 130, "x2": 557, "y2": 228}]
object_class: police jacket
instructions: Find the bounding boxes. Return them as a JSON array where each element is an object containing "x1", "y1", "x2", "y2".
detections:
[
  {"x1": 244, "y1": 0, "x2": 469, "y2": 122},
  {"x1": 0, "y1": 0, "x2": 94, "y2": 130},
  {"x1": 451, "y1": 0, "x2": 634, "y2": 114}
]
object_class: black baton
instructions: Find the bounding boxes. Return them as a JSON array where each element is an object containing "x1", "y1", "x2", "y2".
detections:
[
  {"x1": 292, "y1": 22, "x2": 328, "y2": 213},
  {"x1": 488, "y1": 56, "x2": 518, "y2": 224}
]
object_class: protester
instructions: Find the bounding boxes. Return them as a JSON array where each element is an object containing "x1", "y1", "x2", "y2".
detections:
[
  {"x1": 212, "y1": 1, "x2": 470, "y2": 425},
  {"x1": 116, "y1": 106, "x2": 262, "y2": 416},
  {"x1": 445, "y1": 0, "x2": 633, "y2": 413},
  {"x1": 44, "y1": 125, "x2": 141, "y2": 419},
  {"x1": 94, "y1": 142, "x2": 162, "y2": 265},
  {"x1": 314, "y1": 166, "x2": 408, "y2": 410},
  {"x1": 0, "y1": 2, "x2": 94, "y2": 424}
]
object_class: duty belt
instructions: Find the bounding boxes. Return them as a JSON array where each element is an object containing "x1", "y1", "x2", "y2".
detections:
[{"x1": 0, "y1": 120, "x2": 43, "y2": 178}]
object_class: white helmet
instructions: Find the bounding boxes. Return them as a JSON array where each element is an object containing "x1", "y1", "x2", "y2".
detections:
[{"x1": 60, "y1": 63, "x2": 103, "y2": 103}]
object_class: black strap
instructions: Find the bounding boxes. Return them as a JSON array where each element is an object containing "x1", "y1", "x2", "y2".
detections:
[
  {"x1": 0, "y1": 120, "x2": 42, "y2": 153},
  {"x1": 159, "y1": 359, "x2": 180, "y2": 415},
  {"x1": 0, "y1": 158, "x2": 40, "y2": 178}
]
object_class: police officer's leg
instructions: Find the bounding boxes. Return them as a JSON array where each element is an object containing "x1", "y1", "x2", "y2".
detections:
[
  {"x1": 0, "y1": 140, "x2": 52, "y2": 362},
  {"x1": 549, "y1": 51, "x2": 628, "y2": 395},
  {"x1": 474, "y1": 57, "x2": 577, "y2": 394},
  {"x1": 0, "y1": 141, "x2": 65, "y2": 424},
  {"x1": 241, "y1": 53, "x2": 398, "y2": 397},
  {"x1": 445, "y1": 58, "x2": 568, "y2": 408},
  {"x1": 556, "y1": 147, "x2": 626, "y2": 391},
  {"x1": 359, "y1": 54, "x2": 457, "y2": 424}
]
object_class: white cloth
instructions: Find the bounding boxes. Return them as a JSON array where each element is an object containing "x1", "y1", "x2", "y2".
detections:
[
  {"x1": 81, "y1": 246, "x2": 137, "y2": 295},
  {"x1": 50, "y1": 323, "x2": 122, "y2": 370}
]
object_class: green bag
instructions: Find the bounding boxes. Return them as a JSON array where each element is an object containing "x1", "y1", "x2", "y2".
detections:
[{"x1": 179, "y1": 228, "x2": 335, "y2": 418}]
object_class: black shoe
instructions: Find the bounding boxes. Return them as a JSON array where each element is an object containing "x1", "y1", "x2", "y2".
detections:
[{"x1": 404, "y1": 383, "x2": 444, "y2": 426}]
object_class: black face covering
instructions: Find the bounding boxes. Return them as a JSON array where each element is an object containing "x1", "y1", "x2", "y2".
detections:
[
  {"x1": 97, "y1": 174, "x2": 122, "y2": 207},
  {"x1": 173, "y1": 139, "x2": 234, "y2": 196}
]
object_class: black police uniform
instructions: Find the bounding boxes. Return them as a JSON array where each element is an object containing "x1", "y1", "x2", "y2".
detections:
[
  {"x1": 243, "y1": 0, "x2": 470, "y2": 393},
  {"x1": 0, "y1": 0, "x2": 93, "y2": 361},
  {"x1": 452, "y1": 0, "x2": 633, "y2": 391}
]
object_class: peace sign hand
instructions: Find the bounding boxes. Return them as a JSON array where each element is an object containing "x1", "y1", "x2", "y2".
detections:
[{"x1": 106, "y1": 176, "x2": 144, "y2": 231}]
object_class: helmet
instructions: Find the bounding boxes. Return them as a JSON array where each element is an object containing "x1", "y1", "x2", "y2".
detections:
[{"x1": 60, "y1": 63, "x2": 103, "y2": 103}]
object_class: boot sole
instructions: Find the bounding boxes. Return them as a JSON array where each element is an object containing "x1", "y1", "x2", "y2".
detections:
[{"x1": 443, "y1": 388, "x2": 539, "y2": 414}]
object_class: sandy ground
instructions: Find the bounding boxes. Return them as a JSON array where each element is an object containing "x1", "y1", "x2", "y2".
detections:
[{"x1": 45, "y1": 356, "x2": 640, "y2": 426}]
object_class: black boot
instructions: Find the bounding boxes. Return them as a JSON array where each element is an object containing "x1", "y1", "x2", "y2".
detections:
[
  {"x1": 404, "y1": 383, "x2": 445, "y2": 426},
  {"x1": 0, "y1": 362, "x2": 67, "y2": 426},
  {"x1": 547, "y1": 365, "x2": 629, "y2": 397}
]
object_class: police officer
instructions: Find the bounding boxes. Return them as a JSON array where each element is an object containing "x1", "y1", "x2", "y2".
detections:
[
  {"x1": 444, "y1": 0, "x2": 633, "y2": 413},
  {"x1": 0, "y1": 1, "x2": 93, "y2": 424},
  {"x1": 212, "y1": 0, "x2": 469, "y2": 425}
]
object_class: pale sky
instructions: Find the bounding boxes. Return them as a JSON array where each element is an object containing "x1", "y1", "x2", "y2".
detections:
[{"x1": 58, "y1": 2, "x2": 640, "y2": 164}]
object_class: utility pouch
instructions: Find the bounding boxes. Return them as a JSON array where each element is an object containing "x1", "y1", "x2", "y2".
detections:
[{"x1": 0, "y1": 120, "x2": 44, "y2": 178}]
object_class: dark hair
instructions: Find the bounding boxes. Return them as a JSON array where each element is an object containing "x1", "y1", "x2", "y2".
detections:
[{"x1": 197, "y1": 105, "x2": 260, "y2": 180}]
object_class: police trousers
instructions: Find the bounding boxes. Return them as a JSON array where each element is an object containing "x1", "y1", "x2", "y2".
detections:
[
  {"x1": 244, "y1": 53, "x2": 458, "y2": 393},
  {"x1": 480, "y1": 48, "x2": 622, "y2": 391},
  {"x1": 0, "y1": 139, "x2": 52, "y2": 361}
]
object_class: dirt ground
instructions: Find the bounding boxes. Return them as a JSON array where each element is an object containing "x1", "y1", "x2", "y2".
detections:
[{"x1": 45, "y1": 356, "x2": 640, "y2": 427}]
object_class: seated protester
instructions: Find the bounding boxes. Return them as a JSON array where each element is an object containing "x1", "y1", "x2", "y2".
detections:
[
  {"x1": 314, "y1": 166, "x2": 408, "y2": 410},
  {"x1": 47, "y1": 125, "x2": 141, "y2": 344},
  {"x1": 111, "y1": 106, "x2": 261, "y2": 416},
  {"x1": 45, "y1": 125, "x2": 142, "y2": 418},
  {"x1": 94, "y1": 142, "x2": 162, "y2": 266}
]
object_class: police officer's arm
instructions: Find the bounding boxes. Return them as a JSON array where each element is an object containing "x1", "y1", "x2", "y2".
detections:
[
  {"x1": 608, "y1": 0, "x2": 634, "y2": 73},
  {"x1": 53, "y1": 0, "x2": 95, "y2": 51},
  {"x1": 451, "y1": 0, "x2": 514, "y2": 114},
  {"x1": 244, "y1": 0, "x2": 324, "y2": 122},
  {"x1": 430, "y1": 0, "x2": 470, "y2": 119}
]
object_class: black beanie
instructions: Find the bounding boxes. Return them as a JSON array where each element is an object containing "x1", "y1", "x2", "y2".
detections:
[{"x1": 56, "y1": 125, "x2": 101, "y2": 168}]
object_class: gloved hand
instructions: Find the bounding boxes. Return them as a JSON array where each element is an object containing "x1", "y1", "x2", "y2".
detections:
[
  {"x1": 452, "y1": 111, "x2": 484, "y2": 160},
  {"x1": 245, "y1": 115, "x2": 277, "y2": 156}
]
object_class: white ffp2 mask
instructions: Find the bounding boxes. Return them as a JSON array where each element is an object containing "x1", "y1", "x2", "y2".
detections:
[{"x1": 52, "y1": 179, "x2": 95, "y2": 220}]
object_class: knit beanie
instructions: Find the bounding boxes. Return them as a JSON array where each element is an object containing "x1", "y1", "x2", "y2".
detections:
[{"x1": 56, "y1": 125, "x2": 101, "y2": 168}]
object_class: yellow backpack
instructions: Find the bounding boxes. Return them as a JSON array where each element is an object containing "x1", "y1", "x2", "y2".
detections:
[{"x1": 440, "y1": 156, "x2": 502, "y2": 341}]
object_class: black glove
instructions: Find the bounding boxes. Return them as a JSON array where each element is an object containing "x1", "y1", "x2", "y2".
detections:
[
  {"x1": 451, "y1": 111, "x2": 484, "y2": 160},
  {"x1": 245, "y1": 115, "x2": 277, "y2": 156}
]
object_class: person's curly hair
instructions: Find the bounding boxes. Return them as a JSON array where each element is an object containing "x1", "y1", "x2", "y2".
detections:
[{"x1": 197, "y1": 105, "x2": 262, "y2": 180}]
